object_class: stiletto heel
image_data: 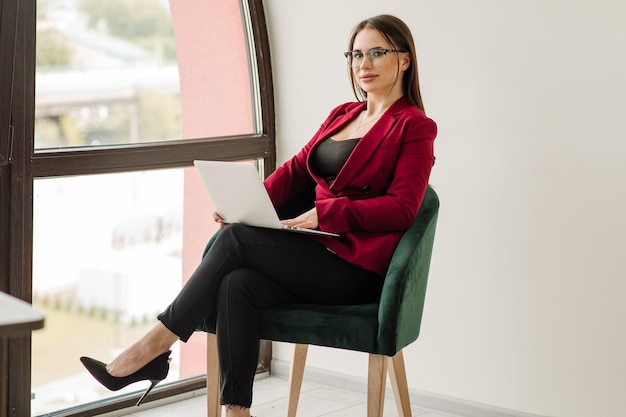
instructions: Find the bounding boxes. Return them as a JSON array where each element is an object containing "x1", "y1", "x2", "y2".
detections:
[
  {"x1": 136, "y1": 379, "x2": 160, "y2": 406},
  {"x1": 80, "y1": 351, "x2": 171, "y2": 406}
]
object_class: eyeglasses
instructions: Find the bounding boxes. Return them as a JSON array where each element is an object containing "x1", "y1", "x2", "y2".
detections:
[{"x1": 343, "y1": 48, "x2": 408, "y2": 68}]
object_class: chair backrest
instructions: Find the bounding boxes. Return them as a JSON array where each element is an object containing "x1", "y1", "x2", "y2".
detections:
[{"x1": 375, "y1": 186, "x2": 439, "y2": 356}]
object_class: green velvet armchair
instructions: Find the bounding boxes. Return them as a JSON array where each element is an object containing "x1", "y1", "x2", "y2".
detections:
[{"x1": 198, "y1": 186, "x2": 439, "y2": 417}]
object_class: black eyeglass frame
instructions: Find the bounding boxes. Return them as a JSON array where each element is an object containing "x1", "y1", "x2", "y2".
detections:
[{"x1": 343, "y1": 48, "x2": 408, "y2": 67}]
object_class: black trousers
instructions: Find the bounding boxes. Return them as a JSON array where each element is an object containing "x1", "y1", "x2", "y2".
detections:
[{"x1": 157, "y1": 224, "x2": 382, "y2": 407}]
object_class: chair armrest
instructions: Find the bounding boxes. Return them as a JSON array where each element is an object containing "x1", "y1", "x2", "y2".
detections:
[
  {"x1": 376, "y1": 187, "x2": 439, "y2": 355},
  {"x1": 202, "y1": 230, "x2": 222, "y2": 258}
]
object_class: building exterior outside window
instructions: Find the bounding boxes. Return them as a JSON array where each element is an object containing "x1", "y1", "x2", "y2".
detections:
[{"x1": 0, "y1": 0, "x2": 274, "y2": 415}]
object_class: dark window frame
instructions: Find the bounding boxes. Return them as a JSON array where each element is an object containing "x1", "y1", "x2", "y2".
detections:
[{"x1": 0, "y1": 0, "x2": 275, "y2": 415}]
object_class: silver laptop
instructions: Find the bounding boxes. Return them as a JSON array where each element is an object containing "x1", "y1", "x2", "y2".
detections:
[{"x1": 194, "y1": 160, "x2": 339, "y2": 238}]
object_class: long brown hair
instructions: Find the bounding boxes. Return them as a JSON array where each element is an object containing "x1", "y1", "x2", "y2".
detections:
[{"x1": 346, "y1": 15, "x2": 425, "y2": 112}]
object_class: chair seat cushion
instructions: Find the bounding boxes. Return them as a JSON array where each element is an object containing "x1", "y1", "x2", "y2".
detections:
[{"x1": 197, "y1": 302, "x2": 381, "y2": 354}]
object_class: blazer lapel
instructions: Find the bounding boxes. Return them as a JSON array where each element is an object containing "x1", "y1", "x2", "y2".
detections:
[
  {"x1": 322, "y1": 102, "x2": 366, "y2": 138},
  {"x1": 329, "y1": 97, "x2": 410, "y2": 193},
  {"x1": 306, "y1": 102, "x2": 366, "y2": 188}
]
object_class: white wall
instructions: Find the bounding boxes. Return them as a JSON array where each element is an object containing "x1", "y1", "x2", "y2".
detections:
[{"x1": 263, "y1": 1, "x2": 626, "y2": 417}]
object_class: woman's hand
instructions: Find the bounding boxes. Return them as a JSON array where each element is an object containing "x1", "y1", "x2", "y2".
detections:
[
  {"x1": 212, "y1": 212, "x2": 228, "y2": 229},
  {"x1": 281, "y1": 207, "x2": 319, "y2": 230}
]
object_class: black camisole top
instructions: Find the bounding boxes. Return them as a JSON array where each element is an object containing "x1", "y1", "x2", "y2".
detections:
[{"x1": 310, "y1": 137, "x2": 360, "y2": 185}]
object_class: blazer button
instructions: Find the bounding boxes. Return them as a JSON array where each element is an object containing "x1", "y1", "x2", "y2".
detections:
[{"x1": 362, "y1": 185, "x2": 371, "y2": 193}]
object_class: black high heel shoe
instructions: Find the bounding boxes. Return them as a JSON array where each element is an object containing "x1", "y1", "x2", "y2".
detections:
[{"x1": 80, "y1": 351, "x2": 171, "y2": 406}]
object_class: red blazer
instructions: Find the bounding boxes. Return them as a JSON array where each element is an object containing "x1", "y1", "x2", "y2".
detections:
[{"x1": 264, "y1": 96, "x2": 437, "y2": 276}]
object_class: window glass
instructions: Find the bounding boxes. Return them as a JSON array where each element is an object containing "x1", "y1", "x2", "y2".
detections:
[
  {"x1": 31, "y1": 165, "x2": 226, "y2": 414},
  {"x1": 30, "y1": 0, "x2": 264, "y2": 414},
  {"x1": 32, "y1": 170, "x2": 176, "y2": 413},
  {"x1": 35, "y1": 0, "x2": 256, "y2": 150}
]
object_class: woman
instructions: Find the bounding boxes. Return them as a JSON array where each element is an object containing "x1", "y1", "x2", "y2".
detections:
[{"x1": 80, "y1": 14, "x2": 437, "y2": 417}]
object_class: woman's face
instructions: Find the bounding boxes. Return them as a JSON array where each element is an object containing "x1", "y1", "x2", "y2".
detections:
[{"x1": 350, "y1": 28, "x2": 408, "y2": 99}]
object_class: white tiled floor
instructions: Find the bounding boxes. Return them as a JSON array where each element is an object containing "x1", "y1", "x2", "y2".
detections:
[{"x1": 122, "y1": 375, "x2": 461, "y2": 417}]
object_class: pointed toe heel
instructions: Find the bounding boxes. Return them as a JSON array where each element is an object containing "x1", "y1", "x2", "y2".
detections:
[{"x1": 80, "y1": 351, "x2": 171, "y2": 406}]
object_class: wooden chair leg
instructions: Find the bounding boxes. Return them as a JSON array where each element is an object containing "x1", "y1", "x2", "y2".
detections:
[
  {"x1": 207, "y1": 333, "x2": 221, "y2": 417},
  {"x1": 367, "y1": 354, "x2": 387, "y2": 417},
  {"x1": 286, "y1": 344, "x2": 308, "y2": 417},
  {"x1": 388, "y1": 350, "x2": 411, "y2": 417}
]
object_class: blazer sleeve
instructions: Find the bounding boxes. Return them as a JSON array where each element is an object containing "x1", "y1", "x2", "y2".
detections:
[{"x1": 316, "y1": 115, "x2": 437, "y2": 234}]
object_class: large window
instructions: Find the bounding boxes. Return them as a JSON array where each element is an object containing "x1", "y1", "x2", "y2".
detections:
[
  {"x1": 0, "y1": 0, "x2": 274, "y2": 415},
  {"x1": 32, "y1": 169, "x2": 189, "y2": 415}
]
